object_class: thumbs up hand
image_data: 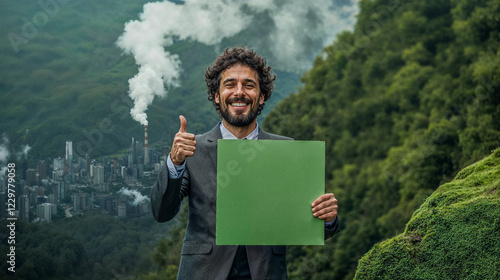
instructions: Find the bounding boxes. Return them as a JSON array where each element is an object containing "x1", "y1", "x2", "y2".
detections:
[{"x1": 170, "y1": 115, "x2": 196, "y2": 165}]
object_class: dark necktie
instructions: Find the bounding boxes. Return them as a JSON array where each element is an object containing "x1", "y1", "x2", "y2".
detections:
[{"x1": 227, "y1": 245, "x2": 251, "y2": 279}]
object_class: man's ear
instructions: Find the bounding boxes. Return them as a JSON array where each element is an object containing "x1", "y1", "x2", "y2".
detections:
[
  {"x1": 215, "y1": 92, "x2": 220, "y2": 104},
  {"x1": 259, "y1": 93, "x2": 264, "y2": 105}
]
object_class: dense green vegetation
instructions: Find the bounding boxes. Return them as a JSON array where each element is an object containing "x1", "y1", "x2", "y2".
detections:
[
  {"x1": 355, "y1": 148, "x2": 500, "y2": 279},
  {"x1": 263, "y1": 0, "x2": 499, "y2": 278},
  {"x1": 1, "y1": 221, "x2": 86, "y2": 279},
  {"x1": 0, "y1": 211, "x2": 170, "y2": 280}
]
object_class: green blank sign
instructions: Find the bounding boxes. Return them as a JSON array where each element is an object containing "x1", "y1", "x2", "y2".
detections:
[{"x1": 216, "y1": 140, "x2": 325, "y2": 245}]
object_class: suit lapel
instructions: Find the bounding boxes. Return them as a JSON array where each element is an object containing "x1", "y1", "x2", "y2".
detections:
[
  {"x1": 205, "y1": 123, "x2": 222, "y2": 172},
  {"x1": 258, "y1": 127, "x2": 272, "y2": 140}
]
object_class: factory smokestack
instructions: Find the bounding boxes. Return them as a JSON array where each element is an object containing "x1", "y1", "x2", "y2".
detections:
[{"x1": 144, "y1": 125, "x2": 149, "y2": 165}]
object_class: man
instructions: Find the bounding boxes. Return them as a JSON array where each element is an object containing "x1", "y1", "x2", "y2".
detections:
[{"x1": 151, "y1": 47, "x2": 339, "y2": 280}]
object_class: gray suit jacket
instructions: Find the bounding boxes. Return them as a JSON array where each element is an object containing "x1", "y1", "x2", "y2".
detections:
[{"x1": 151, "y1": 123, "x2": 338, "y2": 279}]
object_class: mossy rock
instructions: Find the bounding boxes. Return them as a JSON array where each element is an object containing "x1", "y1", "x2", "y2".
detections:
[{"x1": 354, "y1": 149, "x2": 500, "y2": 280}]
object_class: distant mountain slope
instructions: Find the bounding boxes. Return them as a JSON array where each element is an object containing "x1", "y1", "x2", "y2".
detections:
[
  {"x1": 1, "y1": 0, "x2": 161, "y2": 159},
  {"x1": 1, "y1": 0, "x2": 313, "y2": 160},
  {"x1": 354, "y1": 148, "x2": 500, "y2": 279}
]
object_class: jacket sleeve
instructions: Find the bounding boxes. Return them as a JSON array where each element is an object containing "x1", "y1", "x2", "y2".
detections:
[
  {"x1": 324, "y1": 216, "x2": 340, "y2": 240},
  {"x1": 150, "y1": 163, "x2": 190, "y2": 222}
]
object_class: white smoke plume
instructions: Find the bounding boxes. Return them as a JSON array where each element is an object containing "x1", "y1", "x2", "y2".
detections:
[
  {"x1": 18, "y1": 145, "x2": 31, "y2": 158},
  {"x1": 0, "y1": 142, "x2": 9, "y2": 163},
  {"x1": 0, "y1": 138, "x2": 9, "y2": 177},
  {"x1": 117, "y1": 0, "x2": 359, "y2": 125},
  {"x1": 0, "y1": 135, "x2": 31, "y2": 177},
  {"x1": 118, "y1": 187, "x2": 150, "y2": 206}
]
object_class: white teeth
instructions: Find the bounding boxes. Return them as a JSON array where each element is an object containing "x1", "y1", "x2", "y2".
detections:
[{"x1": 231, "y1": 103, "x2": 247, "y2": 107}]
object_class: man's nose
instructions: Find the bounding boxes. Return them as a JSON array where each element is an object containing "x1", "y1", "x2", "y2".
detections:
[{"x1": 235, "y1": 83, "x2": 244, "y2": 95}]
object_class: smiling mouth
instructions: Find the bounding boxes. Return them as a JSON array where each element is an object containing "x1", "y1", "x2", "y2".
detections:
[
  {"x1": 230, "y1": 102, "x2": 248, "y2": 107},
  {"x1": 227, "y1": 97, "x2": 252, "y2": 109}
]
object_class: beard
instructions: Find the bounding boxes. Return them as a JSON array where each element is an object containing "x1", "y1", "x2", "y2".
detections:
[{"x1": 220, "y1": 96, "x2": 260, "y2": 127}]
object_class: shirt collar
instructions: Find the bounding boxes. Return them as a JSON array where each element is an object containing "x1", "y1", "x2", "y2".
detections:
[{"x1": 219, "y1": 122, "x2": 259, "y2": 140}]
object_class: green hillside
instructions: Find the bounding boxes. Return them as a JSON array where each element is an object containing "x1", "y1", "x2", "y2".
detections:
[
  {"x1": 0, "y1": 0, "x2": 302, "y2": 160},
  {"x1": 1, "y1": 0, "x2": 150, "y2": 159},
  {"x1": 355, "y1": 148, "x2": 500, "y2": 279},
  {"x1": 263, "y1": 0, "x2": 499, "y2": 278}
]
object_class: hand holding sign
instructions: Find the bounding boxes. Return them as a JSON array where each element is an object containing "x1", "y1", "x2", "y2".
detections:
[
  {"x1": 170, "y1": 115, "x2": 196, "y2": 166},
  {"x1": 312, "y1": 193, "x2": 338, "y2": 223}
]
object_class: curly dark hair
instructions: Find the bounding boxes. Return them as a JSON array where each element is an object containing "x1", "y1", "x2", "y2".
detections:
[{"x1": 205, "y1": 46, "x2": 276, "y2": 116}]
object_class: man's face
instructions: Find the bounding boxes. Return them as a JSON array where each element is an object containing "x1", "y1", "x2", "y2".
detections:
[{"x1": 215, "y1": 64, "x2": 264, "y2": 127}]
